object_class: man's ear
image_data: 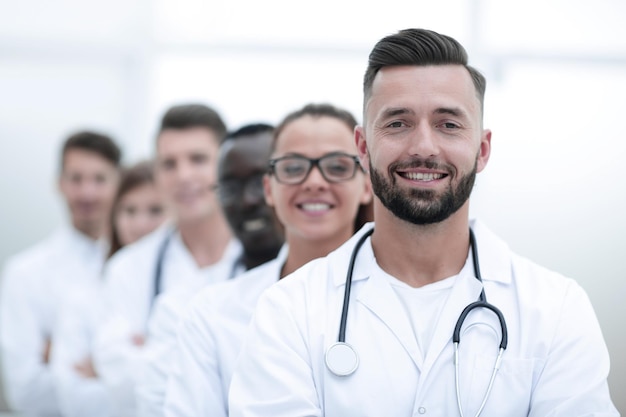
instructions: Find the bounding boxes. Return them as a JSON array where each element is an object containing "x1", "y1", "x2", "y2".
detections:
[
  {"x1": 354, "y1": 125, "x2": 370, "y2": 174},
  {"x1": 476, "y1": 129, "x2": 492, "y2": 173}
]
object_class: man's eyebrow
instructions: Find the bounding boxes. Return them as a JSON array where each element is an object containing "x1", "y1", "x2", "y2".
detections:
[
  {"x1": 434, "y1": 106, "x2": 468, "y2": 119},
  {"x1": 381, "y1": 107, "x2": 415, "y2": 119}
]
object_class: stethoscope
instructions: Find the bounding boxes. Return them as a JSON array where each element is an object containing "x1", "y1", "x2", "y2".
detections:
[
  {"x1": 151, "y1": 228, "x2": 242, "y2": 306},
  {"x1": 324, "y1": 227, "x2": 508, "y2": 417}
]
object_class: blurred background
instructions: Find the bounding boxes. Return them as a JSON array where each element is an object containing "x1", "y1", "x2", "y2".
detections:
[{"x1": 0, "y1": 0, "x2": 624, "y2": 414}]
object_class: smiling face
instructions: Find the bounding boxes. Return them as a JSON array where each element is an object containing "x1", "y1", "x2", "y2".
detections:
[
  {"x1": 59, "y1": 149, "x2": 119, "y2": 237},
  {"x1": 114, "y1": 183, "x2": 167, "y2": 247},
  {"x1": 155, "y1": 127, "x2": 221, "y2": 225},
  {"x1": 356, "y1": 65, "x2": 491, "y2": 226},
  {"x1": 218, "y1": 131, "x2": 284, "y2": 255},
  {"x1": 264, "y1": 115, "x2": 371, "y2": 245}
]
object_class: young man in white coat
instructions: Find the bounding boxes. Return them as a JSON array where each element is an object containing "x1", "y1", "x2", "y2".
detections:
[
  {"x1": 92, "y1": 103, "x2": 242, "y2": 417},
  {"x1": 134, "y1": 123, "x2": 285, "y2": 417},
  {"x1": 0, "y1": 131, "x2": 121, "y2": 416},
  {"x1": 228, "y1": 29, "x2": 619, "y2": 416}
]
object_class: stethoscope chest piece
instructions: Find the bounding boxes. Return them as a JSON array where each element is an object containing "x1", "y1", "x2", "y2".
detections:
[{"x1": 325, "y1": 342, "x2": 359, "y2": 376}]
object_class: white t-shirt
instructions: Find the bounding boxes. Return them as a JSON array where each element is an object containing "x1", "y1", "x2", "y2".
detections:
[{"x1": 384, "y1": 270, "x2": 457, "y2": 361}]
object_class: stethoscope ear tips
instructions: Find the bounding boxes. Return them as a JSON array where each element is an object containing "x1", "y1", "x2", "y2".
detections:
[{"x1": 325, "y1": 342, "x2": 359, "y2": 376}]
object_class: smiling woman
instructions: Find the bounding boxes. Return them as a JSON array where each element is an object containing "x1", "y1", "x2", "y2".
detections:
[
  {"x1": 108, "y1": 160, "x2": 168, "y2": 258},
  {"x1": 162, "y1": 103, "x2": 373, "y2": 417},
  {"x1": 264, "y1": 103, "x2": 373, "y2": 277}
]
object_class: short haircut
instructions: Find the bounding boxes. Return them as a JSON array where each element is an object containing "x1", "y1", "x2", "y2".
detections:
[
  {"x1": 225, "y1": 123, "x2": 274, "y2": 141},
  {"x1": 363, "y1": 28, "x2": 486, "y2": 115},
  {"x1": 61, "y1": 130, "x2": 122, "y2": 170},
  {"x1": 158, "y1": 103, "x2": 227, "y2": 143},
  {"x1": 272, "y1": 103, "x2": 357, "y2": 153}
]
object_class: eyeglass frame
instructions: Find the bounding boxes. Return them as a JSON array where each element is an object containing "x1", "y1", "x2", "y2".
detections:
[{"x1": 267, "y1": 152, "x2": 364, "y2": 185}]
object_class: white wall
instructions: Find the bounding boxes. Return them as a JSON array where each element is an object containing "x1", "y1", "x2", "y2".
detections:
[{"x1": 0, "y1": 0, "x2": 624, "y2": 413}]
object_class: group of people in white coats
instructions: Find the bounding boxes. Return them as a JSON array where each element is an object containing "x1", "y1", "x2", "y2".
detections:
[
  {"x1": 0, "y1": 132, "x2": 118, "y2": 414},
  {"x1": 51, "y1": 160, "x2": 167, "y2": 417},
  {"x1": 162, "y1": 103, "x2": 373, "y2": 417},
  {"x1": 0, "y1": 99, "x2": 371, "y2": 417},
  {"x1": 0, "y1": 131, "x2": 168, "y2": 415},
  {"x1": 1, "y1": 27, "x2": 620, "y2": 417}
]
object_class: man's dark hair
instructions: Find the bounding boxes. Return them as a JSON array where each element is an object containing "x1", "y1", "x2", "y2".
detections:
[
  {"x1": 272, "y1": 103, "x2": 357, "y2": 153},
  {"x1": 61, "y1": 130, "x2": 122, "y2": 170},
  {"x1": 226, "y1": 123, "x2": 274, "y2": 141},
  {"x1": 364, "y1": 28, "x2": 486, "y2": 114},
  {"x1": 158, "y1": 103, "x2": 227, "y2": 143}
]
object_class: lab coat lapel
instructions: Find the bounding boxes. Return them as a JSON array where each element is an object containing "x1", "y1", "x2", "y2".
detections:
[
  {"x1": 356, "y1": 270, "x2": 424, "y2": 370},
  {"x1": 422, "y1": 271, "x2": 484, "y2": 372},
  {"x1": 422, "y1": 220, "x2": 513, "y2": 372},
  {"x1": 161, "y1": 232, "x2": 200, "y2": 291}
]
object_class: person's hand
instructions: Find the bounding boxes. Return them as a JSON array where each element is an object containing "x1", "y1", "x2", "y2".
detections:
[
  {"x1": 42, "y1": 338, "x2": 52, "y2": 364},
  {"x1": 74, "y1": 356, "x2": 98, "y2": 378},
  {"x1": 131, "y1": 333, "x2": 145, "y2": 346}
]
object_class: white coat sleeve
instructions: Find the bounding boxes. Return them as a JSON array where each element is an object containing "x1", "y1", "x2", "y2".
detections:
[
  {"x1": 0, "y1": 261, "x2": 60, "y2": 415},
  {"x1": 50, "y1": 291, "x2": 112, "y2": 417},
  {"x1": 528, "y1": 281, "x2": 619, "y2": 416},
  {"x1": 92, "y1": 256, "x2": 148, "y2": 417},
  {"x1": 163, "y1": 292, "x2": 227, "y2": 417},
  {"x1": 228, "y1": 284, "x2": 322, "y2": 417},
  {"x1": 136, "y1": 293, "x2": 185, "y2": 417}
]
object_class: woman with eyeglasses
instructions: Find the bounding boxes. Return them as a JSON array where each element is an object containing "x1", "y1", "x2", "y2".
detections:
[{"x1": 163, "y1": 103, "x2": 372, "y2": 417}]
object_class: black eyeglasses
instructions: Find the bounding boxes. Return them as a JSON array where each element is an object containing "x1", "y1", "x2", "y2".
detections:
[{"x1": 268, "y1": 152, "x2": 362, "y2": 185}]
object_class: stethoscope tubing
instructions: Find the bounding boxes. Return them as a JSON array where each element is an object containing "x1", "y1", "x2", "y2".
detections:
[
  {"x1": 152, "y1": 227, "x2": 241, "y2": 307},
  {"x1": 328, "y1": 226, "x2": 508, "y2": 417},
  {"x1": 337, "y1": 228, "x2": 374, "y2": 343}
]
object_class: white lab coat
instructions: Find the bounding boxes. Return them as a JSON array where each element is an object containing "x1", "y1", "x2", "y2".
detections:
[
  {"x1": 229, "y1": 221, "x2": 619, "y2": 417},
  {"x1": 0, "y1": 226, "x2": 107, "y2": 417},
  {"x1": 93, "y1": 223, "x2": 242, "y2": 417},
  {"x1": 163, "y1": 245, "x2": 288, "y2": 417},
  {"x1": 134, "y1": 248, "x2": 250, "y2": 417},
  {"x1": 50, "y1": 283, "x2": 113, "y2": 417},
  {"x1": 135, "y1": 287, "x2": 192, "y2": 417}
]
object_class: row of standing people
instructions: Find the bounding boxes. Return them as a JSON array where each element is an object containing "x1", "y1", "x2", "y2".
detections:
[
  {"x1": 0, "y1": 100, "x2": 373, "y2": 416},
  {"x1": 1, "y1": 26, "x2": 619, "y2": 417}
]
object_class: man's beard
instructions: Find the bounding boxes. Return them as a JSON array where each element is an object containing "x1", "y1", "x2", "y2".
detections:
[{"x1": 370, "y1": 157, "x2": 477, "y2": 226}]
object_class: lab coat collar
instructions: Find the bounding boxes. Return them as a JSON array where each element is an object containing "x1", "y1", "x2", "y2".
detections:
[
  {"x1": 468, "y1": 219, "x2": 512, "y2": 285},
  {"x1": 330, "y1": 223, "x2": 376, "y2": 288},
  {"x1": 327, "y1": 219, "x2": 512, "y2": 373},
  {"x1": 274, "y1": 244, "x2": 289, "y2": 270},
  {"x1": 356, "y1": 263, "x2": 484, "y2": 371},
  {"x1": 225, "y1": 238, "x2": 245, "y2": 279},
  {"x1": 330, "y1": 220, "x2": 513, "y2": 287},
  {"x1": 177, "y1": 232, "x2": 244, "y2": 278},
  {"x1": 60, "y1": 224, "x2": 109, "y2": 260}
]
